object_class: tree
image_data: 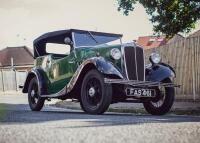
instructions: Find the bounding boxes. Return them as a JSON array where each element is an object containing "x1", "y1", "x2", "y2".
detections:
[{"x1": 117, "y1": 0, "x2": 200, "y2": 38}]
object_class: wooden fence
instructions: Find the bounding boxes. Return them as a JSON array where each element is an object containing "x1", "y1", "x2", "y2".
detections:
[
  {"x1": 0, "y1": 69, "x2": 27, "y2": 92},
  {"x1": 145, "y1": 36, "x2": 200, "y2": 100}
]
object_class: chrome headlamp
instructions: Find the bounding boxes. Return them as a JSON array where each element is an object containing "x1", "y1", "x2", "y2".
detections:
[
  {"x1": 150, "y1": 53, "x2": 161, "y2": 64},
  {"x1": 110, "y1": 48, "x2": 121, "y2": 60}
]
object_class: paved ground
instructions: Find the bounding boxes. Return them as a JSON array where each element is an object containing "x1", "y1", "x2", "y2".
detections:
[
  {"x1": 0, "y1": 94, "x2": 200, "y2": 143},
  {"x1": 55, "y1": 99, "x2": 200, "y2": 115}
]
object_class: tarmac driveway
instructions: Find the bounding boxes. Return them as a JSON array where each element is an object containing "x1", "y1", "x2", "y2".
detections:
[{"x1": 0, "y1": 94, "x2": 200, "y2": 143}]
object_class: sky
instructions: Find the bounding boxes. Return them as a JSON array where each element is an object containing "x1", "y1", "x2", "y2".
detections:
[
  {"x1": 0, "y1": 0, "x2": 154, "y2": 49},
  {"x1": 0, "y1": 0, "x2": 199, "y2": 50}
]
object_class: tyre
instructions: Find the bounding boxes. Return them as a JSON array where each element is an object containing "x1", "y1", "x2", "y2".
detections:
[
  {"x1": 80, "y1": 69, "x2": 112, "y2": 114},
  {"x1": 143, "y1": 78, "x2": 175, "y2": 115},
  {"x1": 28, "y1": 77, "x2": 45, "y2": 111}
]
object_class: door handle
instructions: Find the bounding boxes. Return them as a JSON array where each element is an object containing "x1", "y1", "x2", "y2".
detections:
[{"x1": 68, "y1": 61, "x2": 75, "y2": 64}]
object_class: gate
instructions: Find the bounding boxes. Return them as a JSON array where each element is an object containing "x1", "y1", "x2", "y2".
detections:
[{"x1": 0, "y1": 69, "x2": 27, "y2": 92}]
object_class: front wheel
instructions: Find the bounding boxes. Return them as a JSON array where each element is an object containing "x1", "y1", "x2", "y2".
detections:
[
  {"x1": 143, "y1": 78, "x2": 175, "y2": 115},
  {"x1": 28, "y1": 77, "x2": 45, "y2": 111},
  {"x1": 80, "y1": 69, "x2": 112, "y2": 114}
]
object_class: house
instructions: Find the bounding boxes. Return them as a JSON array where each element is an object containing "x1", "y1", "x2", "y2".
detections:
[
  {"x1": 0, "y1": 46, "x2": 34, "y2": 71},
  {"x1": 136, "y1": 36, "x2": 167, "y2": 49},
  {"x1": 136, "y1": 34, "x2": 185, "y2": 49}
]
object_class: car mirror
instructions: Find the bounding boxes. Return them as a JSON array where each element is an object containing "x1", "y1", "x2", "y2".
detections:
[{"x1": 64, "y1": 37, "x2": 73, "y2": 46}]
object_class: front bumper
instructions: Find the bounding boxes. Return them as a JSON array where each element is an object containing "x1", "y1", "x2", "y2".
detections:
[{"x1": 104, "y1": 78, "x2": 180, "y2": 88}]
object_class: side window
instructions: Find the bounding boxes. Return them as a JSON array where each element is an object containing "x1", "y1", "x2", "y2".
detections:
[{"x1": 46, "y1": 43, "x2": 71, "y2": 55}]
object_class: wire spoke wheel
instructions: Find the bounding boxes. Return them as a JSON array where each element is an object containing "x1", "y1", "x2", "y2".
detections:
[
  {"x1": 151, "y1": 86, "x2": 166, "y2": 108},
  {"x1": 143, "y1": 78, "x2": 175, "y2": 115},
  {"x1": 80, "y1": 70, "x2": 112, "y2": 114},
  {"x1": 28, "y1": 77, "x2": 45, "y2": 111},
  {"x1": 30, "y1": 82, "x2": 39, "y2": 105},
  {"x1": 85, "y1": 78, "x2": 102, "y2": 108}
]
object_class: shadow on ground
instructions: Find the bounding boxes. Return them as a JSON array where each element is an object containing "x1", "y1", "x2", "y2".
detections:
[{"x1": 0, "y1": 103, "x2": 200, "y2": 128}]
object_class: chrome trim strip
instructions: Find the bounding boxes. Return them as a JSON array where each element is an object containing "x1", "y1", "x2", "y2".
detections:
[
  {"x1": 135, "y1": 46, "x2": 145, "y2": 81},
  {"x1": 120, "y1": 39, "x2": 123, "y2": 76},
  {"x1": 134, "y1": 46, "x2": 138, "y2": 80},
  {"x1": 72, "y1": 32, "x2": 76, "y2": 48},
  {"x1": 66, "y1": 59, "x2": 95, "y2": 93},
  {"x1": 123, "y1": 46, "x2": 129, "y2": 79},
  {"x1": 142, "y1": 46, "x2": 145, "y2": 81},
  {"x1": 105, "y1": 78, "x2": 153, "y2": 84},
  {"x1": 120, "y1": 43, "x2": 127, "y2": 79},
  {"x1": 72, "y1": 32, "x2": 77, "y2": 58}
]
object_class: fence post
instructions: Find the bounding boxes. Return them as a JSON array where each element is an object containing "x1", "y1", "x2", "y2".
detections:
[
  {"x1": 180, "y1": 39, "x2": 186, "y2": 96},
  {"x1": 192, "y1": 38, "x2": 196, "y2": 100},
  {"x1": 14, "y1": 70, "x2": 18, "y2": 91},
  {"x1": 1, "y1": 69, "x2": 4, "y2": 92}
]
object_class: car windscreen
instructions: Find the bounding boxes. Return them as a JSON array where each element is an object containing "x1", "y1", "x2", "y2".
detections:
[{"x1": 73, "y1": 32, "x2": 121, "y2": 47}]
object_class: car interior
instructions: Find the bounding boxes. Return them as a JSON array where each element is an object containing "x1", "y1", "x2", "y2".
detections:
[{"x1": 45, "y1": 43, "x2": 71, "y2": 59}]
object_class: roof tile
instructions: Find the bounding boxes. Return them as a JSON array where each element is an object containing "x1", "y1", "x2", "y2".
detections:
[{"x1": 0, "y1": 46, "x2": 34, "y2": 67}]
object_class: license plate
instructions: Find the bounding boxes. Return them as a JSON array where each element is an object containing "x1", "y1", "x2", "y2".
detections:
[{"x1": 126, "y1": 88, "x2": 155, "y2": 97}]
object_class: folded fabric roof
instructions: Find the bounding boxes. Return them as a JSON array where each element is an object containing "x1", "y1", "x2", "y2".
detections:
[{"x1": 33, "y1": 29, "x2": 122, "y2": 58}]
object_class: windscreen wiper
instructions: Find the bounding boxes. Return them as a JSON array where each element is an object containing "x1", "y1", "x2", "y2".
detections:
[{"x1": 87, "y1": 31, "x2": 99, "y2": 43}]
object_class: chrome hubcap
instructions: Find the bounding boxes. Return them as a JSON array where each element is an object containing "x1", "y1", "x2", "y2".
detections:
[
  {"x1": 31, "y1": 90, "x2": 35, "y2": 97},
  {"x1": 88, "y1": 87, "x2": 95, "y2": 97},
  {"x1": 30, "y1": 89, "x2": 38, "y2": 103}
]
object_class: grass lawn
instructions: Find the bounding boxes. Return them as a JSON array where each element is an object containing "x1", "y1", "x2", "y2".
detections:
[{"x1": 0, "y1": 104, "x2": 6, "y2": 121}]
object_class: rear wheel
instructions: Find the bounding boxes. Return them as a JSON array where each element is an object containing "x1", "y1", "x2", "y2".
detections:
[
  {"x1": 28, "y1": 77, "x2": 45, "y2": 111},
  {"x1": 143, "y1": 78, "x2": 175, "y2": 115},
  {"x1": 80, "y1": 70, "x2": 112, "y2": 114}
]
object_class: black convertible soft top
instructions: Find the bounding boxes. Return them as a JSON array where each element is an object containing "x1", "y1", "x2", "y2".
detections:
[{"x1": 33, "y1": 29, "x2": 122, "y2": 58}]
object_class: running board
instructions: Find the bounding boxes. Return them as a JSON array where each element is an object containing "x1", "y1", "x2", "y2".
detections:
[{"x1": 104, "y1": 78, "x2": 180, "y2": 88}]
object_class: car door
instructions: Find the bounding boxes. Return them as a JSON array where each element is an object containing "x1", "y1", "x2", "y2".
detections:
[{"x1": 45, "y1": 43, "x2": 78, "y2": 94}]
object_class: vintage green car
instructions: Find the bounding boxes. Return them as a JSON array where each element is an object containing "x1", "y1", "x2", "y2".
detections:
[{"x1": 22, "y1": 29, "x2": 177, "y2": 115}]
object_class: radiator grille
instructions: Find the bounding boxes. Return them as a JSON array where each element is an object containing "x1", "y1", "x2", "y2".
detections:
[{"x1": 124, "y1": 46, "x2": 145, "y2": 81}]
